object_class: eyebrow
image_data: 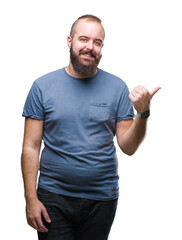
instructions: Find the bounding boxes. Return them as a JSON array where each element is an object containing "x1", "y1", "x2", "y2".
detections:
[{"x1": 78, "y1": 36, "x2": 103, "y2": 43}]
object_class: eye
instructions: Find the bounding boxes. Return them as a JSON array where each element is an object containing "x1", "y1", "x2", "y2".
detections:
[
  {"x1": 94, "y1": 40, "x2": 103, "y2": 47},
  {"x1": 79, "y1": 38, "x2": 87, "y2": 42}
]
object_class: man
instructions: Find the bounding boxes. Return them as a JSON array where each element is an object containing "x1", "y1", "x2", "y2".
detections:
[{"x1": 21, "y1": 15, "x2": 160, "y2": 240}]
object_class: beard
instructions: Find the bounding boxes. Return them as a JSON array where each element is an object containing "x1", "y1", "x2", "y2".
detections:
[{"x1": 70, "y1": 46, "x2": 102, "y2": 78}]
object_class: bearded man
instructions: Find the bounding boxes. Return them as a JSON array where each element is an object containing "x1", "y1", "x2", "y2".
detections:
[{"x1": 21, "y1": 14, "x2": 160, "y2": 240}]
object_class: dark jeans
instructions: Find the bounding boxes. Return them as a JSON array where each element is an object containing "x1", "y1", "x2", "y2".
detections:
[{"x1": 37, "y1": 187, "x2": 118, "y2": 240}]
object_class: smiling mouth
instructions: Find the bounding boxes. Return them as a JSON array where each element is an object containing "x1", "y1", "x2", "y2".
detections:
[
  {"x1": 81, "y1": 54, "x2": 94, "y2": 59},
  {"x1": 79, "y1": 50, "x2": 96, "y2": 58}
]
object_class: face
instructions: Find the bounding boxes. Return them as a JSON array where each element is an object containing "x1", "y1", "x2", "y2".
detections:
[{"x1": 68, "y1": 19, "x2": 104, "y2": 78}]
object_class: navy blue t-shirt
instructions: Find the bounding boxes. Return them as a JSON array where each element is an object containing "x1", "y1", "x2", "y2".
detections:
[{"x1": 22, "y1": 68, "x2": 134, "y2": 200}]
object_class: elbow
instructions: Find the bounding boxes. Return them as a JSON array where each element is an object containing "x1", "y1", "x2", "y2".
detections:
[
  {"x1": 123, "y1": 149, "x2": 136, "y2": 156},
  {"x1": 120, "y1": 145, "x2": 138, "y2": 156}
]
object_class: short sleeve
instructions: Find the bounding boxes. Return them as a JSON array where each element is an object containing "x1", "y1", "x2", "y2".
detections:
[
  {"x1": 116, "y1": 84, "x2": 135, "y2": 122},
  {"x1": 22, "y1": 82, "x2": 44, "y2": 120}
]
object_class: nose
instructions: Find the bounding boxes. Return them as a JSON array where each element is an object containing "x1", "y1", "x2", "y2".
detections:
[{"x1": 86, "y1": 40, "x2": 94, "y2": 50}]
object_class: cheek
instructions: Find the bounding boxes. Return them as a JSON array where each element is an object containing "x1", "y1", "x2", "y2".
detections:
[
  {"x1": 94, "y1": 47, "x2": 102, "y2": 57},
  {"x1": 71, "y1": 41, "x2": 84, "y2": 54}
]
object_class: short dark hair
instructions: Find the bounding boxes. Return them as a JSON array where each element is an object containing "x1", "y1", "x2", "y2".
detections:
[{"x1": 70, "y1": 14, "x2": 105, "y2": 39}]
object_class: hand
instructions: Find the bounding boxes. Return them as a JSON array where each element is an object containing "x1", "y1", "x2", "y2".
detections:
[
  {"x1": 26, "y1": 198, "x2": 51, "y2": 232},
  {"x1": 129, "y1": 86, "x2": 161, "y2": 113}
]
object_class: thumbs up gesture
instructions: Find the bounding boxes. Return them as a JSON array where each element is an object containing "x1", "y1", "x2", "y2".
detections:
[{"x1": 129, "y1": 86, "x2": 161, "y2": 114}]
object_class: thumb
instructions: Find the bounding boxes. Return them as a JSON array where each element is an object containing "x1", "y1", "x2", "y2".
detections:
[{"x1": 150, "y1": 86, "x2": 161, "y2": 98}]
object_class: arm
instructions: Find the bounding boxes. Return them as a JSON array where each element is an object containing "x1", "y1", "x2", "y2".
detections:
[
  {"x1": 21, "y1": 118, "x2": 51, "y2": 232},
  {"x1": 116, "y1": 86, "x2": 161, "y2": 155},
  {"x1": 116, "y1": 117, "x2": 147, "y2": 155}
]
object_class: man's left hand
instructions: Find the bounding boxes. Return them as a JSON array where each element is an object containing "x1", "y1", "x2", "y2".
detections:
[{"x1": 129, "y1": 86, "x2": 161, "y2": 113}]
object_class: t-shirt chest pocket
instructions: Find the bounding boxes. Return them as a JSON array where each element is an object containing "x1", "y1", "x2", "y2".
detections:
[{"x1": 89, "y1": 102, "x2": 110, "y2": 122}]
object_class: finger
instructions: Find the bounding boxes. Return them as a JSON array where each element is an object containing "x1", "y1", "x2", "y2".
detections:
[
  {"x1": 129, "y1": 93, "x2": 135, "y2": 102},
  {"x1": 28, "y1": 218, "x2": 40, "y2": 231},
  {"x1": 134, "y1": 86, "x2": 146, "y2": 93},
  {"x1": 42, "y1": 207, "x2": 51, "y2": 223},
  {"x1": 36, "y1": 217, "x2": 48, "y2": 232},
  {"x1": 150, "y1": 86, "x2": 161, "y2": 98},
  {"x1": 130, "y1": 90, "x2": 140, "y2": 99},
  {"x1": 30, "y1": 219, "x2": 39, "y2": 231}
]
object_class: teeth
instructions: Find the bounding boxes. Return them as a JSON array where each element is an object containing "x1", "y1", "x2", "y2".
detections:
[{"x1": 84, "y1": 54, "x2": 92, "y2": 57}]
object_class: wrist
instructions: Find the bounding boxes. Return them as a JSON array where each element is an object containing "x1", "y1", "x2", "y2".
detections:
[
  {"x1": 25, "y1": 190, "x2": 38, "y2": 202},
  {"x1": 137, "y1": 110, "x2": 150, "y2": 119}
]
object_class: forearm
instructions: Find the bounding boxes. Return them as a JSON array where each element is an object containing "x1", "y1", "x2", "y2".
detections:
[
  {"x1": 21, "y1": 147, "x2": 40, "y2": 201},
  {"x1": 121, "y1": 84, "x2": 161, "y2": 155},
  {"x1": 118, "y1": 116, "x2": 147, "y2": 155}
]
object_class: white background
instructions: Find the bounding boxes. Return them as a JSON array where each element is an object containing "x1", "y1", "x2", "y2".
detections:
[{"x1": 1, "y1": 0, "x2": 182, "y2": 239}]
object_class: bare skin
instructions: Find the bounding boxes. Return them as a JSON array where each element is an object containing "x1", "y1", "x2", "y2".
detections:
[
  {"x1": 21, "y1": 118, "x2": 51, "y2": 232},
  {"x1": 116, "y1": 86, "x2": 161, "y2": 155},
  {"x1": 21, "y1": 18, "x2": 160, "y2": 233},
  {"x1": 66, "y1": 19, "x2": 104, "y2": 78}
]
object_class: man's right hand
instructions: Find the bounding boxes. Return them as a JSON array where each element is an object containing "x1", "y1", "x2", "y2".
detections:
[{"x1": 26, "y1": 198, "x2": 51, "y2": 232}]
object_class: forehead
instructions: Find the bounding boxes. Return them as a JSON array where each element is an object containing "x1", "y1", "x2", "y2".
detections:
[{"x1": 73, "y1": 19, "x2": 105, "y2": 40}]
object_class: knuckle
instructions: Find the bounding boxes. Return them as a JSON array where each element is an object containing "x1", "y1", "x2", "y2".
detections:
[
  {"x1": 38, "y1": 224, "x2": 44, "y2": 229},
  {"x1": 27, "y1": 219, "x2": 34, "y2": 228},
  {"x1": 38, "y1": 225, "x2": 47, "y2": 232},
  {"x1": 135, "y1": 95, "x2": 140, "y2": 100},
  {"x1": 143, "y1": 90, "x2": 148, "y2": 96},
  {"x1": 27, "y1": 218, "x2": 31, "y2": 225},
  {"x1": 34, "y1": 215, "x2": 40, "y2": 220},
  {"x1": 139, "y1": 93, "x2": 144, "y2": 98},
  {"x1": 28, "y1": 215, "x2": 34, "y2": 221}
]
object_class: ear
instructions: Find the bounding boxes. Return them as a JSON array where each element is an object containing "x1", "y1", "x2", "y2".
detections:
[{"x1": 67, "y1": 36, "x2": 72, "y2": 49}]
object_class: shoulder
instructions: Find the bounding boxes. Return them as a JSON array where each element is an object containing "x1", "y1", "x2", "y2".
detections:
[
  {"x1": 34, "y1": 68, "x2": 65, "y2": 89},
  {"x1": 97, "y1": 68, "x2": 127, "y2": 89}
]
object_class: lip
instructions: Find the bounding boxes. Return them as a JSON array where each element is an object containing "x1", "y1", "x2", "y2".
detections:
[{"x1": 80, "y1": 54, "x2": 95, "y2": 60}]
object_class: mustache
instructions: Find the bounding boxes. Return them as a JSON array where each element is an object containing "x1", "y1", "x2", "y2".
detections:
[{"x1": 79, "y1": 50, "x2": 96, "y2": 58}]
